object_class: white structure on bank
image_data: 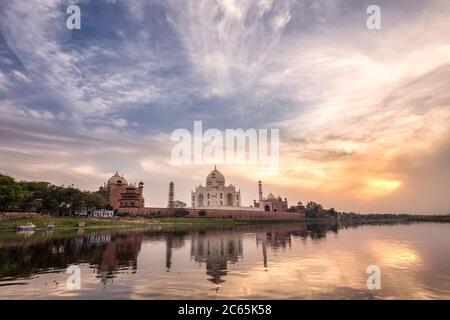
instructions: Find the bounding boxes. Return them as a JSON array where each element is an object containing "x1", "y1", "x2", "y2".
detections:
[
  {"x1": 92, "y1": 209, "x2": 115, "y2": 218},
  {"x1": 191, "y1": 167, "x2": 241, "y2": 208},
  {"x1": 74, "y1": 209, "x2": 114, "y2": 217}
]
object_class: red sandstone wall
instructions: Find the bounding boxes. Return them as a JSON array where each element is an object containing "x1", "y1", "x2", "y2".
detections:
[
  {"x1": 108, "y1": 186, "x2": 125, "y2": 210},
  {"x1": 125, "y1": 207, "x2": 305, "y2": 220}
]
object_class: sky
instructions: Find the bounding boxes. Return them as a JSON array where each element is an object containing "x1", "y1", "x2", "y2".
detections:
[{"x1": 0, "y1": 0, "x2": 449, "y2": 214}]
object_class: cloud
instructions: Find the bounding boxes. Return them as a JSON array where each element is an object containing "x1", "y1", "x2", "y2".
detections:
[
  {"x1": 11, "y1": 70, "x2": 31, "y2": 83},
  {"x1": 112, "y1": 118, "x2": 128, "y2": 127},
  {"x1": 0, "y1": 70, "x2": 7, "y2": 90},
  {"x1": 0, "y1": 0, "x2": 449, "y2": 213}
]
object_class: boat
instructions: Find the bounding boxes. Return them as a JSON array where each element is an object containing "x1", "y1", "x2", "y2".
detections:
[
  {"x1": 16, "y1": 222, "x2": 36, "y2": 232},
  {"x1": 45, "y1": 223, "x2": 55, "y2": 230}
]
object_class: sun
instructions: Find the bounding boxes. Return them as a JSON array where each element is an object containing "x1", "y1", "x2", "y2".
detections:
[{"x1": 360, "y1": 179, "x2": 403, "y2": 199}]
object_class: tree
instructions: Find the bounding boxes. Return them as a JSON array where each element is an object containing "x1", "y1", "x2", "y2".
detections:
[
  {"x1": 0, "y1": 174, "x2": 28, "y2": 211},
  {"x1": 198, "y1": 210, "x2": 207, "y2": 217},
  {"x1": 19, "y1": 180, "x2": 51, "y2": 212},
  {"x1": 174, "y1": 208, "x2": 189, "y2": 217},
  {"x1": 328, "y1": 208, "x2": 337, "y2": 218},
  {"x1": 305, "y1": 201, "x2": 323, "y2": 218},
  {"x1": 0, "y1": 174, "x2": 110, "y2": 215},
  {"x1": 173, "y1": 200, "x2": 187, "y2": 208},
  {"x1": 83, "y1": 192, "x2": 107, "y2": 209}
]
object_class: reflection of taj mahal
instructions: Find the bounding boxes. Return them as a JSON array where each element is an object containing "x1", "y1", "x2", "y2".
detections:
[
  {"x1": 190, "y1": 231, "x2": 243, "y2": 284},
  {"x1": 191, "y1": 166, "x2": 241, "y2": 208}
]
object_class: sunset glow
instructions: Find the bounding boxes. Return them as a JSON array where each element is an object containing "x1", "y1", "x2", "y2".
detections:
[{"x1": 0, "y1": 0, "x2": 449, "y2": 214}]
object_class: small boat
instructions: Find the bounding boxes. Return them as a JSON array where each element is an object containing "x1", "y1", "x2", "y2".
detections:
[
  {"x1": 45, "y1": 223, "x2": 55, "y2": 230},
  {"x1": 16, "y1": 222, "x2": 36, "y2": 232}
]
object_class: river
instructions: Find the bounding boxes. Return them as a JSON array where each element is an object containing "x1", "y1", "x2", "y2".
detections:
[{"x1": 0, "y1": 221, "x2": 449, "y2": 299}]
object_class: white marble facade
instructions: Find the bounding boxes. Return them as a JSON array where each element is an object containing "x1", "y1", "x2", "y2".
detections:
[{"x1": 191, "y1": 167, "x2": 241, "y2": 208}]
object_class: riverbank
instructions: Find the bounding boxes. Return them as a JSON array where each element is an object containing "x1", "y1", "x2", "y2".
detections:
[
  {"x1": 0, "y1": 214, "x2": 269, "y2": 231},
  {"x1": 1, "y1": 212, "x2": 448, "y2": 232}
]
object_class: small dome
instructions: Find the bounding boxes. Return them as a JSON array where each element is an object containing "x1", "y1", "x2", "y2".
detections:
[
  {"x1": 206, "y1": 167, "x2": 225, "y2": 187},
  {"x1": 108, "y1": 171, "x2": 128, "y2": 185},
  {"x1": 267, "y1": 193, "x2": 276, "y2": 200}
]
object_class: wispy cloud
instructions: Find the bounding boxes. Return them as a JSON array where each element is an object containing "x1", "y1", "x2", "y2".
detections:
[{"x1": 0, "y1": 0, "x2": 449, "y2": 213}]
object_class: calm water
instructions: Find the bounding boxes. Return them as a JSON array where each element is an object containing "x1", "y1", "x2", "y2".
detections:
[{"x1": 0, "y1": 222, "x2": 449, "y2": 299}]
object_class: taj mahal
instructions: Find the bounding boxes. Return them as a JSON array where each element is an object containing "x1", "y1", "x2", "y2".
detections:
[
  {"x1": 100, "y1": 166, "x2": 301, "y2": 217},
  {"x1": 191, "y1": 166, "x2": 241, "y2": 208}
]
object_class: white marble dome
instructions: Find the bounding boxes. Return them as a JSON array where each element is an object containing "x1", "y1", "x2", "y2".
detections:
[{"x1": 206, "y1": 167, "x2": 225, "y2": 187}]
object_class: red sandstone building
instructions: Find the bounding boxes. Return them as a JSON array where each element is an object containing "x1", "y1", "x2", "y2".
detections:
[
  {"x1": 99, "y1": 172, "x2": 144, "y2": 210},
  {"x1": 253, "y1": 180, "x2": 289, "y2": 212}
]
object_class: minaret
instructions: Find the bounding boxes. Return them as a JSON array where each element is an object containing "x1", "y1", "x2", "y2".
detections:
[
  {"x1": 258, "y1": 180, "x2": 263, "y2": 202},
  {"x1": 168, "y1": 181, "x2": 174, "y2": 209},
  {"x1": 138, "y1": 181, "x2": 144, "y2": 207}
]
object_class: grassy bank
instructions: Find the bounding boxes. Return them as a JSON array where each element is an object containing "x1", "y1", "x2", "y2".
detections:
[
  {"x1": 2, "y1": 213, "x2": 446, "y2": 232},
  {"x1": 0, "y1": 215, "x2": 149, "y2": 231},
  {"x1": 0, "y1": 214, "x2": 253, "y2": 231}
]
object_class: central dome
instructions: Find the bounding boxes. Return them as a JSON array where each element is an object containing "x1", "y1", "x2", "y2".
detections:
[
  {"x1": 108, "y1": 171, "x2": 128, "y2": 185},
  {"x1": 206, "y1": 167, "x2": 225, "y2": 187}
]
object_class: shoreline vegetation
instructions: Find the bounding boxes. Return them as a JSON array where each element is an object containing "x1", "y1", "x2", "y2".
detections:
[
  {"x1": 0, "y1": 213, "x2": 251, "y2": 231},
  {"x1": 0, "y1": 212, "x2": 449, "y2": 232}
]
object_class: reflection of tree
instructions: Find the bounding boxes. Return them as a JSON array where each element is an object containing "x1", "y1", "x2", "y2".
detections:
[
  {"x1": 306, "y1": 223, "x2": 329, "y2": 240},
  {"x1": 190, "y1": 231, "x2": 243, "y2": 284},
  {"x1": 0, "y1": 231, "x2": 144, "y2": 283}
]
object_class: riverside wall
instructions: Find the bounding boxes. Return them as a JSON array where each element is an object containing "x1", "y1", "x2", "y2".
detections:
[{"x1": 124, "y1": 207, "x2": 305, "y2": 220}]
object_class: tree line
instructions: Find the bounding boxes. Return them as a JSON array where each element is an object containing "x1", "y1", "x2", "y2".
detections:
[
  {"x1": 0, "y1": 174, "x2": 109, "y2": 215},
  {"x1": 287, "y1": 201, "x2": 338, "y2": 218}
]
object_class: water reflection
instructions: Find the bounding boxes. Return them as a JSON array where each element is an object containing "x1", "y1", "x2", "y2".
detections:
[
  {"x1": 97, "y1": 233, "x2": 142, "y2": 284},
  {"x1": 0, "y1": 221, "x2": 449, "y2": 299},
  {"x1": 165, "y1": 232, "x2": 187, "y2": 271},
  {"x1": 191, "y1": 230, "x2": 243, "y2": 284}
]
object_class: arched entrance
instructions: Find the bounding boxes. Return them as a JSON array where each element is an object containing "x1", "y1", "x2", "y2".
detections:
[
  {"x1": 226, "y1": 193, "x2": 233, "y2": 206},
  {"x1": 264, "y1": 204, "x2": 271, "y2": 212},
  {"x1": 198, "y1": 194, "x2": 204, "y2": 207}
]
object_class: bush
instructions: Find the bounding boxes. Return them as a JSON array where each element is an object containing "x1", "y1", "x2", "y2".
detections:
[
  {"x1": 174, "y1": 208, "x2": 189, "y2": 217},
  {"x1": 198, "y1": 210, "x2": 207, "y2": 217},
  {"x1": 116, "y1": 211, "x2": 129, "y2": 217}
]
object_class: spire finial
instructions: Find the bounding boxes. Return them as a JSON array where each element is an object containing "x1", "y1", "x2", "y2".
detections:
[{"x1": 214, "y1": 164, "x2": 216, "y2": 170}]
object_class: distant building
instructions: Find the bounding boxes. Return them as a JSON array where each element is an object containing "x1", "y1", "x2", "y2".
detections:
[
  {"x1": 73, "y1": 209, "x2": 114, "y2": 217},
  {"x1": 92, "y1": 209, "x2": 115, "y2": 218},
  {"x1": 99, "y1": 171, "x2": 144, "y2": 210},
  {"x1": 253, "y1": 180, "x2": 288, "y2": 212},
  {"x1": 191, "y1": 166, "x2": 241, "y2": 208}
]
